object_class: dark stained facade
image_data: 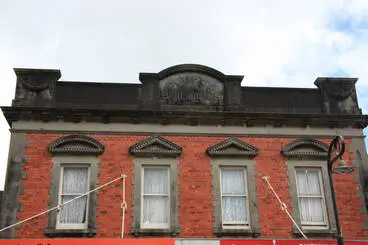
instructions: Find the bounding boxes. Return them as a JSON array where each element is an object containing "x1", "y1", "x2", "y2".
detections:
[
  {"x1": 0, "y1": 64, "x2": 368, "y2": 244},
  {"x1": 0, "y1": 191, "x2": 3, "y2": 221}
]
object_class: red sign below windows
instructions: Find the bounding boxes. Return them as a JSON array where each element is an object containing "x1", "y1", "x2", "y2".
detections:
[
  {"x1": 275, "y1": 240, "x2": 337, "y2": 245},
  {"x1": 221, "y1": 241, "x2": 367, "y2": 245},
  {"x1": 221, "y1": 240, "x2": 275, "y2": 245},
  {"x1": 0, "y1": 238, "x2": 175, "y2": 245},
  {"x1": 275, "y1": 240, "x2": 368, "y2": 245}
]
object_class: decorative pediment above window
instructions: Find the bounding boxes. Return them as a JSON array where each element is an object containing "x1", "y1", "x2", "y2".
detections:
[
  {"x1": 48, "y1": 135, "x2": 105, "y2": 155},
  {"x1": 281, "y1": 138, "x2": 328, "y2": 159},
  {"x1": 206, "y1": 137, "x2": 259, "y2": 157},
  {"x1": 129, "y1": 136, "x2": 182, "y2": 157}
]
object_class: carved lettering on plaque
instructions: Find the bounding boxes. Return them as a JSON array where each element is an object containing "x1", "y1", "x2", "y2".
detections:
[{"x1": 159, "y1": 72, "x2": 224, "y2": 105}]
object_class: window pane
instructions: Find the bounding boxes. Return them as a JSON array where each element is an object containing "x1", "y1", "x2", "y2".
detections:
[
  {"x1": 299, "y1": 197, "x2": 324, "y2": 222},
  {"x1": 144, "y1": 168, "x2": 168, "y2": 195},
  {"x1": 142, "y1": 196, "x2": 169, "y2": 224},
  {"x1": 221, "y1": 169, "x2": 245, "y2": 195},
  {"x1": 62, "y1": 167, "x2": 88, "y2": 194},
  {"x1": 296, "y1": 169, "x2": 321, "y2": 196},
  {"x1": 307, "y1": 170, "x2": 321, "y2": 195},
  {"x1": 222, "y1": 196, "x2": 247, "y2": 223},
  {"x1": 296, "y1": 170, "x2": 308, "y2": 195},
  {"x1": 60, "y1": 195, "x2": 88, "y2": 224}
]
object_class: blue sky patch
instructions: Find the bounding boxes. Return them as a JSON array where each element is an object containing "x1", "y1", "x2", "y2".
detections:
[{"x1": 328, "y1": 14, "x2": 368, "y2": 34}]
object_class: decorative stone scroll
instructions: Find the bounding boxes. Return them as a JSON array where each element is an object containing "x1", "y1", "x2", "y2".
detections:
[
  {"x1": 314, "y1": 77, "x2": 360, "y2": 114},
  {"x1": 159, "y1": 72, "x2": 224, "y2": 105},
  {"x1": 13, "y1": 68, "x2": 61, "y2": 104}
]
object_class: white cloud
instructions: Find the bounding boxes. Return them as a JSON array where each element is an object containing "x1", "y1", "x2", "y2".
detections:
[{"x1": 0, "y1": 0, "x2": 368, "y2": 189}]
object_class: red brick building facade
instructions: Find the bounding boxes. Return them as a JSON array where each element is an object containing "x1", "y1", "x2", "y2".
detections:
[{"x1": 0, "y1": 64, "x2": 368, "y2": 245}]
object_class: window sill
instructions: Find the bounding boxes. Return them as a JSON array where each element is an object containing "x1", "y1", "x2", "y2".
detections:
[
  {"x1": 293, "y1": 227, "x2": 335, "y2": 237},
  {"x1": 45, "y1": 227, "x2": 96, "y2": 238},
  {"x1": 214, "y1": 227, "x2": 260, "y2": 237},
  {"x1": 131, "y1": 227, "x2": 180, "y2": 237}
]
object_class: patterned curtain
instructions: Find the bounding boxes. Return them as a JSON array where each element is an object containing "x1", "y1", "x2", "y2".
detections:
[
  {"x1": 296, "y1": 169, "x2": 324, "y2": 223},
  {"x1": 60, "y1": 167, "x2": 88, "y2": 224},
  {"x1": 142, "y1": 168, "x2": 169, "y2": 224},
  {"x1": 221, "y1": 168, "x2": 247, "y2": 223}
]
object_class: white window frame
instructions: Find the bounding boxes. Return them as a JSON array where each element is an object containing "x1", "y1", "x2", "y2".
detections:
[
  {"x1": 220, "y1": 166, "x2": 250, "y2": 229},
  {"x1": 56, "y1": 164, "x2": 91, "y2": 230},
  {"x1": 140, "y1": 166, "x2": 170, "y2": 229},
  {"x1": 295, "y1": 167, "x2": 328, "y2": 229}
]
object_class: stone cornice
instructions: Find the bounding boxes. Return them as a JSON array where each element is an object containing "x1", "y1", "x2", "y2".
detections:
[{"x1": 2, "y1": 106, "x2": 367, "y2": 129}]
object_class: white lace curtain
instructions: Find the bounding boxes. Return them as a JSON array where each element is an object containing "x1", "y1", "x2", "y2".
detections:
[
  {"x1": 142, "y1": 168, "x2": 169, "y2": 225},
  {"x1": 296, "y1": 169, "x2": 324, "y2": 223},
  {"x1": 221, "y1": 168, "x2": 247, "y2": 223},
  {"x1": 60, "y1": 167, "x2": 89, "y2": 224}
]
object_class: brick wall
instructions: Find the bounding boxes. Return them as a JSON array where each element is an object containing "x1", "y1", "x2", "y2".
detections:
[{"x1": 14, "y1": 134, "x2": 368, "y2": 239}]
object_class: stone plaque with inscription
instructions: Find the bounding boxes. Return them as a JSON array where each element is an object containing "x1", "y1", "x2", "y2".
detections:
[{"x1": 159, "y1": 72, "x2": 224, "y2": 105}]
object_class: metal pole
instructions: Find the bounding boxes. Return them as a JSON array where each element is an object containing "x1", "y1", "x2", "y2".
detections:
[
  {"x1": 327, "y1": 167, "x2": 343, "y2": 245},
  {"x1": 327, "y1": 136, "x2": 345, "y2": 245}
]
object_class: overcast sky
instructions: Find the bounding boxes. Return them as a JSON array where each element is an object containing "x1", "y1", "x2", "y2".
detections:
[{"x1": 1, "y1": 0, "x2": 368, "y2": 190}]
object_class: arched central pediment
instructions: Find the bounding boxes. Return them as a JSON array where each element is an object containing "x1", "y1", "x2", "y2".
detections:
[
  {"x1": 157, "y1": 64, "x2": 227, "y2": 81},
  {"x1": 139, "y1": 64, "x2": 243, "y2": 107},
  {"x1": 158, "y1": 64, "x2": 225, "y2": 106},
  {"x1": 159, "y1": 72, "x2": 224, "y2": 106}
]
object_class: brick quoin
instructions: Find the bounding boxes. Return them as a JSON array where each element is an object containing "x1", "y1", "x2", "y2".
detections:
[{"x1": 15, "y1": 134, "x2": 368, "y2": 239}]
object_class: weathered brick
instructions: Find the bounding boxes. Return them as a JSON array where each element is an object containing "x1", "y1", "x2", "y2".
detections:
[{"x1": 14, "y1": 134, "x2": 368, "y2": 239}]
